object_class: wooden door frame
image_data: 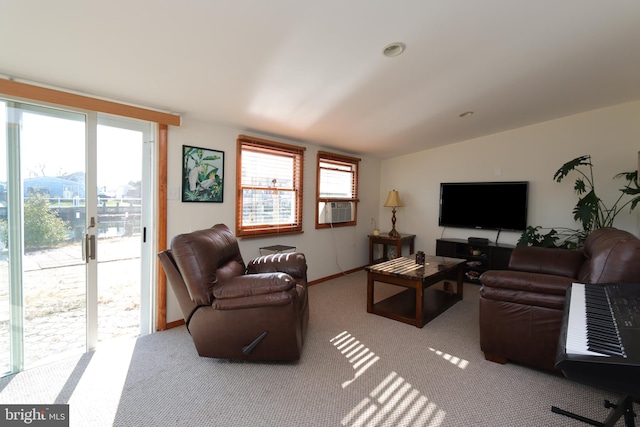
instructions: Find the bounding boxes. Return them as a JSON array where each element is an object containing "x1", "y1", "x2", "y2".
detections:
[{"x1": 156, "y1": 124, "x2": 168, "y2": 330}]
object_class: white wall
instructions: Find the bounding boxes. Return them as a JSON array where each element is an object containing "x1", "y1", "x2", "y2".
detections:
[
  {"x1": 379, "y1": 101, "x2": 640, "y2": 256},
  {"x1": 165, "y1": 119, "x2": 381, "y2": 322},
  {"x1": 163, "y1": 101, "x2": 639, "y2": 323}
]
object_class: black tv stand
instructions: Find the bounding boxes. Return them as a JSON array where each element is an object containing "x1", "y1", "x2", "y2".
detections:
[
  {"x1": 435, "y1": 238, "x2": 513, "y2": 283},
  {"x1": 468, "y1": 237, "x2": 489, "y2": 245},
  {"x1": 552, "y1": 395, "x2": 636, "y2": 427}
]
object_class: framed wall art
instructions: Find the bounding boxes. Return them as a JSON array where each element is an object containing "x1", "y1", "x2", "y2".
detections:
[{"x1": 182, "y1": 145, "x2": 224, "y2": 202}]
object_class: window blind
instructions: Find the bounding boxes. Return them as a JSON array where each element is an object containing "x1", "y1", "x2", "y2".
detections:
[
  {"x1": 316, "y1": 151, "x2": 360, "y2": 228},
  {"x1": 236, "y1": 135, "x2": 305, "y2": 237}
]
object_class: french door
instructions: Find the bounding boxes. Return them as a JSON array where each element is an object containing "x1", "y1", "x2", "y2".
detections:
[{"x1": 0, "y1": 99, "x2": 154, "y2": 375}]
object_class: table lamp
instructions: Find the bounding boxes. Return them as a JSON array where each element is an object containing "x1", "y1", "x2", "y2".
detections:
[{"x1": 384, "y1": 190, "x2": 403, "y2": 238}]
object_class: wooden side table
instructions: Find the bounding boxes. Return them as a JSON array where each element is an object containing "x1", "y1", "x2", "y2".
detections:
[{"x1": 368, "y1": 233, "x2": 416, "y2": 265}]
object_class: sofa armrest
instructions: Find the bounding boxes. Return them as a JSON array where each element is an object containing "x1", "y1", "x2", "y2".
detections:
[
  {"x1": 509, "y1": 246, "x2": 584, "y2": 278},
  {"x1": 246, "y1": 252, "x2": 308, "y2": 280},
  {"x1": 480, "y1": 269, "x2": 573, "y2": 297},
  {"x1": 212, "y1": 274, "x2": 294, "y2": 299},
  {"x1": 212, "y1": 290, "x2": 298, "y2": 310}
]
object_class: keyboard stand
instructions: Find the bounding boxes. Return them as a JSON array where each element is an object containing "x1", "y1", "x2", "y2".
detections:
[{"x1": 551, "y1": 395, "x2": 636, "y2": 427}]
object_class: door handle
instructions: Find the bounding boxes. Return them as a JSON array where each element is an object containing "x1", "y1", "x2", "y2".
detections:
[
  {"x1": 84, "y1": 233, "x2": 96, "y2": 263},
  {"x1": 83, "y1": 216, "x2": 96, "y2": 263}
]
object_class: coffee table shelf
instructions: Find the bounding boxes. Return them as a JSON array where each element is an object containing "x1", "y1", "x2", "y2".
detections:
[
  {"x1": 365, "y1": 255, "x2": 466, "y2": 328},
  {"x1": 372, "y1": 287, "x2": 461, "y2": 326}
]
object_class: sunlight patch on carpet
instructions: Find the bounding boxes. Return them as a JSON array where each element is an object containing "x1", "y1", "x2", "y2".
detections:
[
  {"x1": 341, "y1": 371, "x2": 446, "y2": 427},
  {"x1": 428, "y1": 347, "x2": 469, "y2": 369},
  {"x1": 331, "y1": 332, "x2": 446, "y2": 427},
  {"x1": 331, "y1": 331, "x2": 380, "y2": 388},
  {"x1": 67, "y1": 338, "x2": 137, "y2": 425}
]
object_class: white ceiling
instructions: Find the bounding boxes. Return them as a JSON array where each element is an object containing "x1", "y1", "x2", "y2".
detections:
[{"x1": 1, "y1": 0, "x2": 640, "y2": 159}]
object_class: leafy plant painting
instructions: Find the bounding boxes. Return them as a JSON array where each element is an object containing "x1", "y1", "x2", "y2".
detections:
[{"x1": 182, "y1": 145, "x2": 224, "y2": 202}]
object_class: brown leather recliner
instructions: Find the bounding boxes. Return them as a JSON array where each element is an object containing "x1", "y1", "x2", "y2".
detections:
[
  {"x1": 479, "y1": 227, "x2": 640, "y2": 371},
  {"x1": 158, "y1": 224, "x2": 309, "y2": 361}
]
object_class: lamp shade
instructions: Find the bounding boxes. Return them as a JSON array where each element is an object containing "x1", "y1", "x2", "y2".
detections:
[{"x1": 384, "y1": 190, "x2": 403, "y2": 207}]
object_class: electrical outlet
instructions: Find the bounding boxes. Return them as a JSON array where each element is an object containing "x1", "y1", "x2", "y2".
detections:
[{"x1": 370, "y1": 217, "x2": 376, "y2": 224}]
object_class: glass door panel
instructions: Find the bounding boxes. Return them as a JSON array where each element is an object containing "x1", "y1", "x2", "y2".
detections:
[
  {"x1": 14, "y1": 103, "x2": 87, "y2": 368},
  {"x1": 0, "y1": 101, "x2": 9, "y2": 374},
  {"x1": 96, "y1": 117, "x2": 152, "y2": 343}
]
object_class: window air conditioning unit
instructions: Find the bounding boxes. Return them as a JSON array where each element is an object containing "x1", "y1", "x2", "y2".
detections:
[{"x1": 320, "y1": 202, "x2": 353, "y2": 224}]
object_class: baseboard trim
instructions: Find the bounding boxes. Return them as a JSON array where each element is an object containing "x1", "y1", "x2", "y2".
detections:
[
  {"x1": 308, "y1": 265, "x2": 366, "y2": 286},
  {"x1": 164, "y1": 319, "x2": 185, "y2": 330}
]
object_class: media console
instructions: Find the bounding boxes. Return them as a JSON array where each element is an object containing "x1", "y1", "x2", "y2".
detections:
[{"x1": 435, "y1": 238, "x2": 514, "y2": 283}]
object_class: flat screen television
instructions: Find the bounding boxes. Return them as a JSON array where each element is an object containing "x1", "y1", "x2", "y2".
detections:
[{"x1": 438, "y1": 181, "x2": 529, "y2": 231}]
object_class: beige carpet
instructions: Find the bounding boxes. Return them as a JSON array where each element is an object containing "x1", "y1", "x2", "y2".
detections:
[{"x1": 0, "y1": 271, "x2": 631, "y2": 426}]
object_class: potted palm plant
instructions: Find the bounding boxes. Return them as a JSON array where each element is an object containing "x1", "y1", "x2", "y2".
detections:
[{"x1": 518, "y1": 155, "x2": 640, "y2": 248}]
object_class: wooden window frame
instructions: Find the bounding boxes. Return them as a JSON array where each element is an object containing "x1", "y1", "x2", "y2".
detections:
[
  {"x1": 316, "y1": 150, "x2": 360, "y2": 229},
  {"x1": 236, "y1": 134, "x2": 305, "y2": 238}
]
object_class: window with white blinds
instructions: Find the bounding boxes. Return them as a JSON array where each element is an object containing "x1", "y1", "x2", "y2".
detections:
[
  {"x1": 316, "y1": 151, "x2": 360, "y2": 228},
  {"x1": 236, "y1": 135, "x2": 305, "y2": 237}
]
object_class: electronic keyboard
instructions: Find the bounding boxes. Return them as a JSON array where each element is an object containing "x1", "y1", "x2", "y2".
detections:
[
  {"x1": 553, "y1": 283, "x2": 640, "y2": 426},
  {"x1": 556, "y1": 282, "x2": 640, "y2": 397}
]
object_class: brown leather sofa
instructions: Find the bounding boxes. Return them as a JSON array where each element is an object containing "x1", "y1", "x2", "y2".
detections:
[
  {"x1": 158, "y1": 224, "x2": 309, "y2": 361},
  {"x1": 479, "y1": 227, "x2": 640, "y2": 371}
]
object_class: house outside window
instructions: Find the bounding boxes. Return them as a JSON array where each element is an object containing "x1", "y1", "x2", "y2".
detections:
[
  {"x1": 316, "y1": 151, "x2": 360, "y2": 229},
  {"x1": 236, "y1": 135, "x2": 305, "y2": 237}
]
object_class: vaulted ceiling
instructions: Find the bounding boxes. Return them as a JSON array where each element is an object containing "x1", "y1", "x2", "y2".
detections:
[{"x1": 1, "y1": 1, "x2": 639, "y2": 158}]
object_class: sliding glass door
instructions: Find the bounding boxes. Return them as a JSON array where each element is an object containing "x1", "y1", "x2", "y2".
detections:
[{"x1": 0, "y1": 99, "x2": 154, "y2": 375}]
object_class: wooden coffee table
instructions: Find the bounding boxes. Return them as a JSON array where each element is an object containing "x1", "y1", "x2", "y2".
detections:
[{"x1": 365, "y1": 254, "x2": 466, "y2": 328}]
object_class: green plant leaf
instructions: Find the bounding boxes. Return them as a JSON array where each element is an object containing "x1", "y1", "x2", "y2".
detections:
[
  {"x1": 553, "y1": 155, "x2": 592, "y2": 183},
  {"x1": 572, "y1": 190, "x2": 599, "y2": 229},
  {"x1": 540, "y1": 230, "x2": 560, "y2": 248},
  {"x1": 573, "y1": 178, "x2": 587, "y2": 195},
  {"x1": 614, "y1": 171, "x2": 638, "y2": 182},
  {"x1": 620, "y1": 186, "x2": 640, "y2": 195},
  {"x1": 517, "y1": 226, "x2": 539, "y2": 246}
]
